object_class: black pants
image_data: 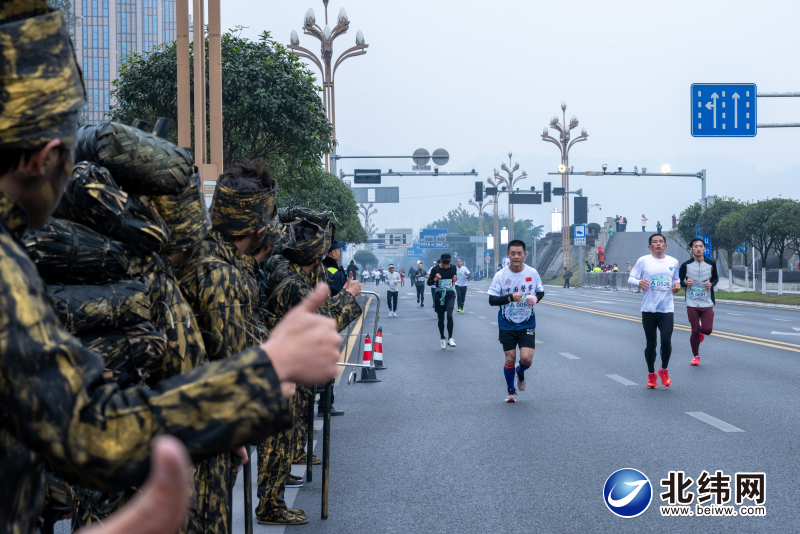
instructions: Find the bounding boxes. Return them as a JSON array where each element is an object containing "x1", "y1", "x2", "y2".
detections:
[
  {"x1": 641, "y1": 312, "x2": 673, "y2": 373},
  {"x1": 435, "y1": 292, "x2": 455, "y2": 339},
  {"x1": 416, "y1": 284, "x2": 425, "y2": 303},
  {"x1": 564, "y1": 278, "x2": 571, "y2": 288},
  {"x1": 431, "y1": 287, "x2": 436, "y2": 303},
  {"x1": 387, "y1": 290, "x2": 398, "y2": 311},
  {"x1": 455, "y1": 285, "x2": 467, "y2": 309}
]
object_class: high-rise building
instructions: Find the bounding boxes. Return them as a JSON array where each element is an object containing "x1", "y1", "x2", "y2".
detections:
[{"x1": 73, "y1": 0, "x2": 177, "y2": 123}]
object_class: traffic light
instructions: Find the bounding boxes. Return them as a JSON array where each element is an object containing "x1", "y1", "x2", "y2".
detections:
[
  {"x1": 475, "y1": 181, "x2": 483, "y2": 202},
  {"x1": 543, "y1": 182, "x2": 551, "y2": 203},
  {"x1": 553, "y1": 187, "x2": 566, "y2": 196},
  {"x1": 574, "y1": 196, "x2": 588, "y2": 224}
]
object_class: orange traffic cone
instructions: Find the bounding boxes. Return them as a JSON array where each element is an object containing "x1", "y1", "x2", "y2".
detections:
[
  {"x1": 358, "y1": 334, "x2": 380, "y2": 383},
  {"x1": 373, "y1": 327, "x2": 386, "y2": 370}
]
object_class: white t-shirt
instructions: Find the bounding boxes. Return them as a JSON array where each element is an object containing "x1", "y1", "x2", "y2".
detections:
[
  {"x1": 487, "y1": 265, "x2": 544, "y2": 330},
  {"x1": 372, "y1": 270, "x2": 380, "y2": 279},
  {"x1": 386, "y1": 272, "x2": 401, "y2": 292},
  {"x1": 362, "y1": 270, "x2": 370, "y2": 279},
  {"x1": 641, "y1": 217, "x2": 647, "y2": 227},
  {"x1": 628, "y1": 254, "x2": 680, "y2": 313},
  {"x1": 455, "y1": 266, "x2": 470, "y2": 287}
]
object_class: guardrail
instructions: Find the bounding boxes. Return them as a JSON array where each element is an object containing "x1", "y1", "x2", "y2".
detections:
[{"x1": 583, "y1": 272, "x2": 641, "y2": 293}]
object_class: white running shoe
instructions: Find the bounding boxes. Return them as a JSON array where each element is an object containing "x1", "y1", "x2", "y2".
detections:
[
  {"x1": 393, "y1": 311, "x2": 398, "y2": 317},
  {"x1": 439, "y1": 338, "x2": 447, "y2": 350},
  {"x1": 505, "y1": 388, "x2": 517, "y2": 403},
  {"x1": 516, "y1": 370, "x2": 526, "y2": 392},
  {"x1": 448, "y1": 338, "x2": 456, "y2": 347}
]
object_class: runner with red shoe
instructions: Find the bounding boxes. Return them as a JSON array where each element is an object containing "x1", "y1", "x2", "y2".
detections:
[
  {"x1": 488, "y1": 240, "x2": 544, "y2": 403},
  {"x1": 627, "y1": 234, "x2": 681, "y2": 389},
  {"x1": 679, "y1": 238, "x2": 718, "y2": 366}
]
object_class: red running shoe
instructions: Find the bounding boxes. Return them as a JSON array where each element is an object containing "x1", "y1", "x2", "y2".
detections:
[
  {"x1": 647, "y1": 373, "x2": 658, "y2": 389},
  {"x1": 658, "y1": 368, "x2": 672, "y2": 387},
  {"x1": 690, "y1": 356, "x2": 700, "y2": 366},
  {"x1": 699, "y1": 333, "x2": 705, "y2": 343}
]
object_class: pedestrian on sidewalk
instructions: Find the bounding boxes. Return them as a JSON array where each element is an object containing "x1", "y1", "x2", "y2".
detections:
[
  {"x1": 597, "y1": 245, "x2": 606, "y2": 268},
  {"x1": 615, "y1": 215, "x2": 620, "y2": 232},
  {"x1": 672, "y1": 214, "x2": 677, "y2": 229},
  {"x1": 563, "y1": 267, "x2": 573, "y2": 288},
  {"x1": 609, "y1": 226, "x2": 614, "y2": 244},
  {"x1": 641, "y1": 214, "x2": 648, "y2": 232},
  {"x1": 622, "y1": 216, "x2": 628, "y2": 232},
  {"x1": 386, "y1": 264, "x2": 401, "y2": 316},
  {"x1": 656, "y1": 221, "x2": 663, "y2": 235}
]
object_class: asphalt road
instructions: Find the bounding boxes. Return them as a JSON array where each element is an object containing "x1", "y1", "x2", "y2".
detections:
[{"x1": 236, "y1": 280, "x2": 799, "y2": 534}]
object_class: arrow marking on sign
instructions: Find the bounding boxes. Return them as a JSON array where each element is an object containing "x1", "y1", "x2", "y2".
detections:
[
  {"x1": 732, "y1": 92, "x2": 740, "y2": 128},
  {"x1": 705, "y1": 92, "x2": 719, "y2": 128}
]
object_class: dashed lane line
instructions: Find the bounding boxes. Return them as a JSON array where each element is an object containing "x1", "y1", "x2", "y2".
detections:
[
  {"x1": 686, "y1": 412, "x2": 744, "y2": 433},
  {"x1": 540, "y1": 301, "x2": 800, "y2": 353},
  {"x1": 770, "y1": 331, "x2": 800, "y2": 336},
  {"x1": 607, "y1": 374, "x2": 637, "y2": 386},
  {"x1": 559, "y1": 352, "x2": 580, "y2": 360}
]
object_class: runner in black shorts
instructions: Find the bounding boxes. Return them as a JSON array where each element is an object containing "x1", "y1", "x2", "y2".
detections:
[{"x1": 488, "y1": 240, "x2": 545, "y2": 403}]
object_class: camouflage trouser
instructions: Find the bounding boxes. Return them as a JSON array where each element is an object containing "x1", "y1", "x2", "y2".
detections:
[
  {"x1": 256, "y1": 392, "x2": 299, "y2": 515},
  {"x1": 189, "y1": 453, "x2": 233, "y2": 534},
  {"x1": 292, "y1": 386, "x2": 313, "y2": 461}
]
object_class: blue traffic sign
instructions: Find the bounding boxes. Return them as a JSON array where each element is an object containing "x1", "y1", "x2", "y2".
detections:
[
  {"x1": 419, "y1": 228, "x2": 448, "y2": 249},
  {"x1": 695, "y1": 226, "x2": 713, "y2": 259},
  {"x1": 574, "y1": 224, "x2": 586, "y2": 239},
  {"x1": 406, "y1": 246, "x2": 427, "y2": 258},
  {"x1": 691, "y1": 83, "x2": 756, "y2": 137}
]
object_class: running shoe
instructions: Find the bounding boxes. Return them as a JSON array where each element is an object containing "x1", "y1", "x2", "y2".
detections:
[
  {"x1": 658, "y1": 368, "x2": 672, "y2": 387},
  {"x1": 394, "y1": 311, "x2": 398, "y2": 317},
  {"x1": 505, "y1": 388, "x2": 517, "y2": 403},
  {"x1": 647, "y1": 373, "x2": 658, "y2": 389},
  {"x1": 440, "y1": 338, "x2": 447, "y2": 349},
  {"x1": 699, "y1": 333, "x2": 705, "y2": 343},
  {"x1": 516, "y1": 370, "x2": 526, "y2": 392},
  {"x1": 420, "y1": 303, "x2": 424, "y2": 307},
  {"x1": 448, "y1": 338, "x2": 456, "y2": 347},
  {"x1": 690, "y1": 356, "x2": 700, "y2": 366}
]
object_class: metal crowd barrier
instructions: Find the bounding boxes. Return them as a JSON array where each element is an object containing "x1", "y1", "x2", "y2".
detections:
[{"x1": 583, "y1": 272, "x2": 639, "y2": 293}]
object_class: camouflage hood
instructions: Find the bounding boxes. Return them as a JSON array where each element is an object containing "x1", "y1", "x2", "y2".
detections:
[
  {"x1": 261, "y1": 207, "x2": 281, "y2": 249},
  {"x1": 281, "y1": 219, "x2": 325, "y2": 266},
  {"x1": 150, "y1": 173, "x2": 211, "y2": 255},
  {"x1": 0, "y1": 1, "x2": 86, "y2": 149},
  {"x1": 210, "y1": 181, "x2": 276, "y2": 238}
]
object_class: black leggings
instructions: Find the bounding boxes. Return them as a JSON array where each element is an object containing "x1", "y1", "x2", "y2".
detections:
[
  {"x1": 436, "y1": 292, "x2": 455, "y2": 339},
  {"x1": 416, "y1": 284, "x2": 425, "y2": 303},
  {"x1": 641, "y1": 312, "x2": 673, "y2": 373}
]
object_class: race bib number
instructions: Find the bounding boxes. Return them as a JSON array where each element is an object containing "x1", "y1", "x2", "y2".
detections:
[
  {"x1": 417, "y1": 275, "x2": 425, "y2": 283},
  {"x1": 649, "y1": 275, "x2": 672, "y2": 291},
  {"x1": 506, "y1": 301, "x2": 533, "y2": 323},
  {"x1": 438, "y1": 279, "x2": 453, "y2": 289},
  {"x1": 688, "y1": 286, "x2": 708, "y2": 300}
]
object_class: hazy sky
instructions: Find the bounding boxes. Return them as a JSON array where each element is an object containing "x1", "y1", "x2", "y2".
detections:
[{"x1": 213, "y1": 0, "x2": 800, "y2": 238}]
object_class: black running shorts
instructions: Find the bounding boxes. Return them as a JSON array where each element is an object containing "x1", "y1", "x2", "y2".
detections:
[{"x1": 499, "y1": 328, "x2": 535, "y2": 351}]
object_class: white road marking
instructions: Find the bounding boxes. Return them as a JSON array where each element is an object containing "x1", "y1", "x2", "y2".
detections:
[
  {"x1": 479, "y1": 316, "x2": 486, "y2": 319},
  {"x1": 574, "y1": 301, "x2": 614, "y2": 304},
  {"x1": 686, "y1": 412, "x2": 744, "y2": 432},
  {"x1": 490, "y1": 322, "x2": 497, "y2": 325},
  {"x1": 772, "y1": 318, "x2": 790, "y2": 322},
  {"x1": 468, "y1": 312, "x2": 475, "y2": 314},
  {"x1": 794, "y1": 327, "x2": 800, "y2": 332},
  {"x1": 606, "y1": 374, "x2": 637, "y2": 386},
  {"x1": 727, "y1": 313, "x2": 742, "y2": 316},
  {"x1": 770, "y1": 331, "x2": 800, "y2": 336},
  {"x1": 559, "y1": 352, "x2": 579, "y2": 359}
]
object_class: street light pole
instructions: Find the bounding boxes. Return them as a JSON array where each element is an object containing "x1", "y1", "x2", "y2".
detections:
[
  {"x1": 358, "y1": 203, "x2": 377, "y2": 237},
  {"x1": 468, "y1": 192, "x2": 494, "y2": 235},
  {"x1": 486, "y1": 177, "x2": 502, "y2": 273},
  {"x1": 491, "y1": 152, "x2": 527, "y2": 243},
  {"x1": 288, "y1": 1, "x2": 369, "y2": 172},
  {"x1": 541, "y1": 102, "x2": 588, "y2": 271}
]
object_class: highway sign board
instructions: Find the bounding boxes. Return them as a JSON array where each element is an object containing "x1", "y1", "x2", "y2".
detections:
[
  {"x1": 406, "y1": 246, "x2": 427, "y2": 258},
  {"x1": 691, "y1": 83, "x2": 756, "y2": 137},
  {"x1": 552, "y1": 187, "x2": 566, "y2": 196},
  {"x1": 509, "y1": 192, "x2": 542, "y2": 204},
  {"x1": 352, "y1": 187, "x2": 399, "y2": 203},
  {"x1": 574, "y1": 224, "x2": 586, "y2": 239},
  {"x1": 420, "y1": 228, "x2": 448, "y2": 249}
]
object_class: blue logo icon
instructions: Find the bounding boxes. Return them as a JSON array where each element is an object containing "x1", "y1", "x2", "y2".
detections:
[{"x1": 603, "y1": 468, "x2": 652, "y2": 518}]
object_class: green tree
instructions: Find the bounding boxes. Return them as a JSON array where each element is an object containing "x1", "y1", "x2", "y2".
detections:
[
  {"x1": 716, "y1": 210, "x2": 748, "y2": 274},
  {"x1": 739, "y1": 199, "x2": 785, "y2": 269},
  {"x1": 108, "y1": 30, "x2": 334, "y2": 171},
  {"x1": 778, "y1": 200, "x2": 800, "y2": 262},
  {"x1": 672, "y1": 202, "x2": 703, "y2": 250},
  {"x1": 697, "y1": 197, "x2": 744, "y2": 259},
  {"x1": 281, "y1": 170, "x2": 366, "y2": 245},
  {"x1": 766, "y1": 199, "x2": 794, "y2": 271},
  {"x1": 353, "y1": 249, "x2": 378, "y2": 270}
]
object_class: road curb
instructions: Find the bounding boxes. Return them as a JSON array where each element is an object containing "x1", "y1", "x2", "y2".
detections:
[{"x1": 713, "y1": 299, "x2": 800, "y2": 310}]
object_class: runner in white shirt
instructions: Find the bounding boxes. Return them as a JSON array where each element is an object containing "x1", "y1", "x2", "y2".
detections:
[
  {"x1": 454, "y1": 258, "x2": 470, "y2": 313},
  {"x1": 372, "y1": 268, "x2": 380, "y2": 285},
  {"x1": 627, "y1": 233, "x2": 681, "y2": 389},
  {"x1": 487, "y1": 240, "x2": 544, "y2": 402},
  {"x1": 385, "y1": 264, "x2": 402, "y2": 316},
  {"x1": 362, "y1": 268, "x2": 370, "y2": 286}
]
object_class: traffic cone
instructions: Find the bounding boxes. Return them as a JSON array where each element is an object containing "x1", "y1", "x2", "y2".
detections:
[
  {"x1": 358, "y1": 334, "x2": 380, "y2": 383},
  {"x1": 373, "y1": 327, "x2": 386, "y2": 370}
]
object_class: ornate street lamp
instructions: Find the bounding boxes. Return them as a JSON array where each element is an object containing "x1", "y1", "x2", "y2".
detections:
[
  {"x1": 541, "y1": 102, "x2": 588, "y2": 270},
  {"x1": 288, "y1": 1, "x2": 369, "y2": 172},
  {"x1": 358, "y1": 203, "x2": 377, "y2": 236},
  {"x1": 486, "y1": 176, "x2": 502, "y2": 273},
  {"x1": 468, "y1": 188, "x2": 494, "y2": 235},
  {"x1": 492, "y1": 151, "x2": 527, "y2": 243}
]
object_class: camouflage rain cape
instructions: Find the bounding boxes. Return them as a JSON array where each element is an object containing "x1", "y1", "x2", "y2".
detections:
[
  {"x1": 0, "y1": 3, "x2": 85, "y2": 148},
  {"x1": 150, "y1": 172, "x2": 211, "y2": 255},
  {"x1": 210, "y1": 181, "x2": 276, "y2": 238}
]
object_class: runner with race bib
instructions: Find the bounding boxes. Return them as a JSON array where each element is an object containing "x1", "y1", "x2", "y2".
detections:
[
  {"x1": 627, "y1": 234, "x2": 681, "y2": 389},
  {"x1": 427, "y1": 253, "x2": 458, "y2": 349},
  {"x1": 679, "y1": 238, "x2": 719, "y2": 366},
  {"x1": 487, "y1": 240, "x2": 544, "y2": 403}
]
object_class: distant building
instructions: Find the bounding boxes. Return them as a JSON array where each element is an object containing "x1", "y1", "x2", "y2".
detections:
[{"x1": 71, "y1": 0, "x2": 178, "y2": 123}]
